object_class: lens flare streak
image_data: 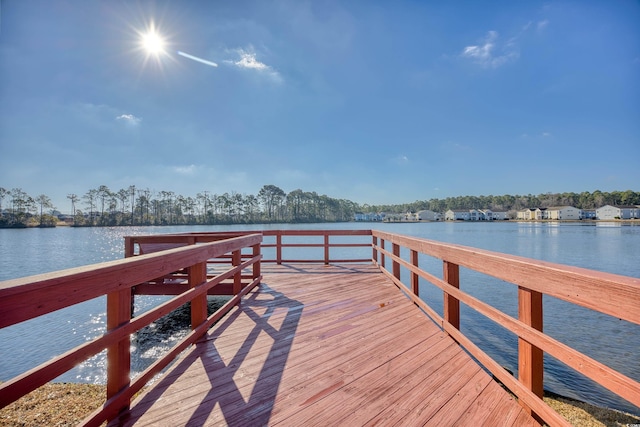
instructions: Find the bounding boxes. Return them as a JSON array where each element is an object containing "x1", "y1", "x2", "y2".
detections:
[{"x1": 177, "y1": 51, "x2": 218, "y2": 67}]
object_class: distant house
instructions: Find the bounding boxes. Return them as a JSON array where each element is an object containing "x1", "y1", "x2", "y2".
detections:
[
  {"x1": 596, "y1": 205, "x2": 639, "y2": 220},
  {"x1": 516, "y1": 208, "x2": 549, "y2": 220},
  {"x1": 478, "y1": 209, "x2": 493, "y2": 220},
  {"x1": 534, "y1": 208, "x2": 549, "y2": 220},
  {"x1": 546, "y1": 206, "x2": 581, "y2": 220},
  {"x1": 476, "y1": 209, "x2": 510, "y2": 220},
  {"x1": 582, "y1": 209, "x2": 596, "y2": 220},
  {"x1": 445, "y1": 210, "x2": 470, "y2": 221},
  {"x1": 445, "y1": 209, "x2": 495, "y2": 221},
  {"x1": 469, "y1": 209, "x2": 480, "y2": 221},
  {"x1": 354, "y1": 212, "x2": 385, "y2": 221},
  {"x1": 491, "y1": 210, "x2": 509, "y2": 220},
  {"x1": 517, "y1": 208, "x2": 537, "y2": 220},
  {"x1": 416, "y1": 210, "x2": 442, "y2": 221}
]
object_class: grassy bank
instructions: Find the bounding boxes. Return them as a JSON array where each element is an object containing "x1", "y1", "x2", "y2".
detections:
[{"x1": 1, "y1": 383, "x2": 638, "y2": 426}]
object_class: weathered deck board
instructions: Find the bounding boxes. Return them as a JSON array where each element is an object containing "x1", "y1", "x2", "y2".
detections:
[{"x1": 118, "y1": 264, "x2": 541, "y2": 426}]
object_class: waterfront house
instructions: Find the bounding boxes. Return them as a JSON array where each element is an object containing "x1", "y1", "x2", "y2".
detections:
[
  {"x1": 582, "y1": 209, "x2": 596, "y2": 220},
  {"x1": 478, "y1": 209, "x2": 493, "y2": 220},
  {"x1": 445, "y1": 209, "x2": 470, "y2": 221},
  {"x1": 476, "y1": 209, "x2": 509, "y2": 220},
  {"x1": 546, "y1": 206, "x2": 581, "y2": 220},
  {"x1": 491, "y1": 210, "x2": 509, "y2": 220},
  {"x1": 415, "y1": 209, "x2": 441, "y2": 221},
  {"x1": 596, "y1": 205, "x2": 639, "y2": 220},
  {"x1": 446, "y1": 209, "x2": 501, "y2": 221},
  {"x1": 354, "y1": 212, "x2": 385, "y2": 221},
  {"x1": 516, "y1": 208, "x2": 549, "y2": 220},
  {"x1": 534, "y1": 208, "x2": 548, "y2": 220},
  {"x1": 517, "y1": 208, "x2": 537, "y2": 220}
]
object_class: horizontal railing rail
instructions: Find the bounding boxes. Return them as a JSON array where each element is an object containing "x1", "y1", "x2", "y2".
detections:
[
  {"x1": 126, "y1": 229, "x2": 373, "y2": 265},
  {"x1": 0, "y1": 233, "x2": 262, "y2": 426},
  {"x1": 371, "y1": 230, "x2": 640, "y2": 426}
]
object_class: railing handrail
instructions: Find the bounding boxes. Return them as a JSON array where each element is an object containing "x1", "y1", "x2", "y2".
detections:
[
  {"x1": 371, "y1": 229, "x2": 640, "y2": 425},
  {"x1": 372, "y1": 230, "x2": 640, "y2": 324},
  {"x1": 0, "y1": 234, "x2": 262, "y2": 328},
  {"x1": 125, "y1": 229, "x2": 373, "y2": 264},
  {"x1": 0, "y1": 233, "x2": 263, "y2": 425}
]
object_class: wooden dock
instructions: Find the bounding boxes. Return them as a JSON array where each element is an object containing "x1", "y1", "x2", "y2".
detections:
[
  {"x1": 3, "y1": 230, "x2": 637, "y2": 425},
  {"x1": 117, "y1": 264, "x2": 539, "y2": 426}
]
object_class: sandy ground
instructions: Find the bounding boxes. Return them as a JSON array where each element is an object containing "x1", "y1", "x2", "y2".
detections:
[{"x1": 1, "y1": 383, "x2": 638, "y2": 426}]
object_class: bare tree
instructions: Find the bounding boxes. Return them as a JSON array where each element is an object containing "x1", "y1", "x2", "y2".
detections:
[
  {"x1": 0, "y1": 187, "x2": 7, "y2": 213},
  {"x1": 35, "y1": 194, "x2": 54, "y2": 226},
  {"x1": 83, "y1": 189, "x2": 98, "y2": 225},
  {"x1": 67, "y1": 194, "x2": 79, "y2": 225}
]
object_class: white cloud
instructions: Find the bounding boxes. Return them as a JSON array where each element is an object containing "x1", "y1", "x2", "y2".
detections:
[
  {"x1": 521, "y1": 131, "x2": 551, "y2": 139},
  {"x1": 116, "y1": 114, "x2": 142, "y2": 125},
  {"x1": 461, "y1": 31, "x2": 519, "y2": 68},
  {"x1": 235, "y1": 50, "x2": 268, "y2": 70},
  {"x1": 393, "y1": 155, "x2": 409, "y2": 165},
  {"x1": 225, "y1": 48, "x2": 283, "y2": 84},
  {"x1": 537, "y1": 20, "x2": 549, "y2": 31},
  {"x1": 173, "y1": 164, "x2": 198, "y2": 175}
]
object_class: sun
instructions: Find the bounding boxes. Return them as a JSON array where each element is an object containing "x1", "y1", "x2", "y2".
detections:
[{"x1": 141, "y1": 29, "x2": 165, "y2": 55}]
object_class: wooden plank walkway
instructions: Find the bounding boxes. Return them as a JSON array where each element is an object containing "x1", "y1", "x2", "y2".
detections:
[{"x1": 117, "y1": 264, "x2": 541, "y2": 426}]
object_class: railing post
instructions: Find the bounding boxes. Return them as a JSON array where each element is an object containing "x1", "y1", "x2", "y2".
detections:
[
  {"x1": 518, "y1": 286, "x2": 544, "y2": 420},
  {"x1": 124, "y1": 237, "x2": 135, "y2": 258},
  {"x1": 252, "y1": 242, "x2": 261, "y2": 280},
  {"x1": 233, "y1": 250, "x2": 242, "y2": 295},
  {"x1": 372, "y1": 235, "x2": 378, "y2": 264},
  {"x1": 276, "y1": 232, "x2": 282, "y2": 265},
  {"x1": 124, "y1": 237, "x2": 136, "y2": 317},
  {"x1": 380, "y1": 239, "x2": 386, "y2": 269},
  {"x1": 392, "y1": 243, "x2": 400, "y2": 280},
  {"x1": 324, "y1": 234, "x2": 330, "y2": 265},
  {"x1": 411, "y1": 249, "x2": 419, "y2": 296},
  {"x1": 189, "y1": 261, "x2": 207, "y2": 330},
  {"x1": 106, "y1": 287, "x2": 132, "y2": 417},
  {"x1": 443, "y1": 261, "x2": 460, "y2": 330}
]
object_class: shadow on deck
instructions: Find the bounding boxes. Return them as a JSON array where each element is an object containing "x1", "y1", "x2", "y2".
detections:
[{"x1": 114, "y1": 264, "x2": 540, "y2": 426}]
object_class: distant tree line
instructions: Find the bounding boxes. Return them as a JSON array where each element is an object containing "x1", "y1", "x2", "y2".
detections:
[
  {"x1": 0, "y1": 185, "x2": 358, "y2": 227},
  {"x1": 365, "y1": 190, "x2": 640, "y2": 215},
  {"x1": 0, "y1": 186, "x2": 638, "y2": 228}
]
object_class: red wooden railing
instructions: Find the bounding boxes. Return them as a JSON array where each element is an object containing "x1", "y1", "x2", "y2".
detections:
[
  {"x1": 372, "y1": 230, "x2": 640, "y2": 425},
  {"x1": 125, "y1": 229, "x2": 373, "y2": 265},
  {"x1": 0, "y1": 233, "x2": 262, "y2": 426},
  {"x1": 1, "y1": 229, "x2": 638, "y2": 427}
]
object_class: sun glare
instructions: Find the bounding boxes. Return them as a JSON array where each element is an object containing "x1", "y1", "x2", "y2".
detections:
[{"x1": 142, "y1": 30, "x2": 165, "y2": 55}]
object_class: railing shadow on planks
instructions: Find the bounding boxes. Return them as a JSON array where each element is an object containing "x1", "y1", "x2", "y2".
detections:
[{"x1": 0, "y1": 229, "x2": 638, "y2": 427}]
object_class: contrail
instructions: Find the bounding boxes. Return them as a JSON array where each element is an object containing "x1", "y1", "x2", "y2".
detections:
[{"x1": 177, "y1": 51, "x2": 218, "y2": 67}]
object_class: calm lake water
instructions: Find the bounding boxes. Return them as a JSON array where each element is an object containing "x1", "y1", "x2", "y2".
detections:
[{"x1": 0, "y1": 222, "x2": 638, "y2": 414}]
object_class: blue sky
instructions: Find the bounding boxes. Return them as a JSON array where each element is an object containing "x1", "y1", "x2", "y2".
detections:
[{"x1": 1, "y1": 1, "x2": 639, "y2": 212}]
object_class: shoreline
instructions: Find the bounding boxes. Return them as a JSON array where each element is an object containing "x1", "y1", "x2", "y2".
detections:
[
  {"x1": 1, "y1": 382, "x2": 638, "y2": 426},
  {"x1": 0, "y1": 218, "x2": 639, "y2": 229}
]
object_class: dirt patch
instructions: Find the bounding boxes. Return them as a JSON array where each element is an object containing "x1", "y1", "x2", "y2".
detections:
[
  {"x1": 543, "y1": 392, "x2": 640, "y2": 427},
  {"x1": 0, "y1": 383, "x2": 104, "y2": 427},
  {"x1": 1, "y1": 383, "x2": 638, "y2": 426}
]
